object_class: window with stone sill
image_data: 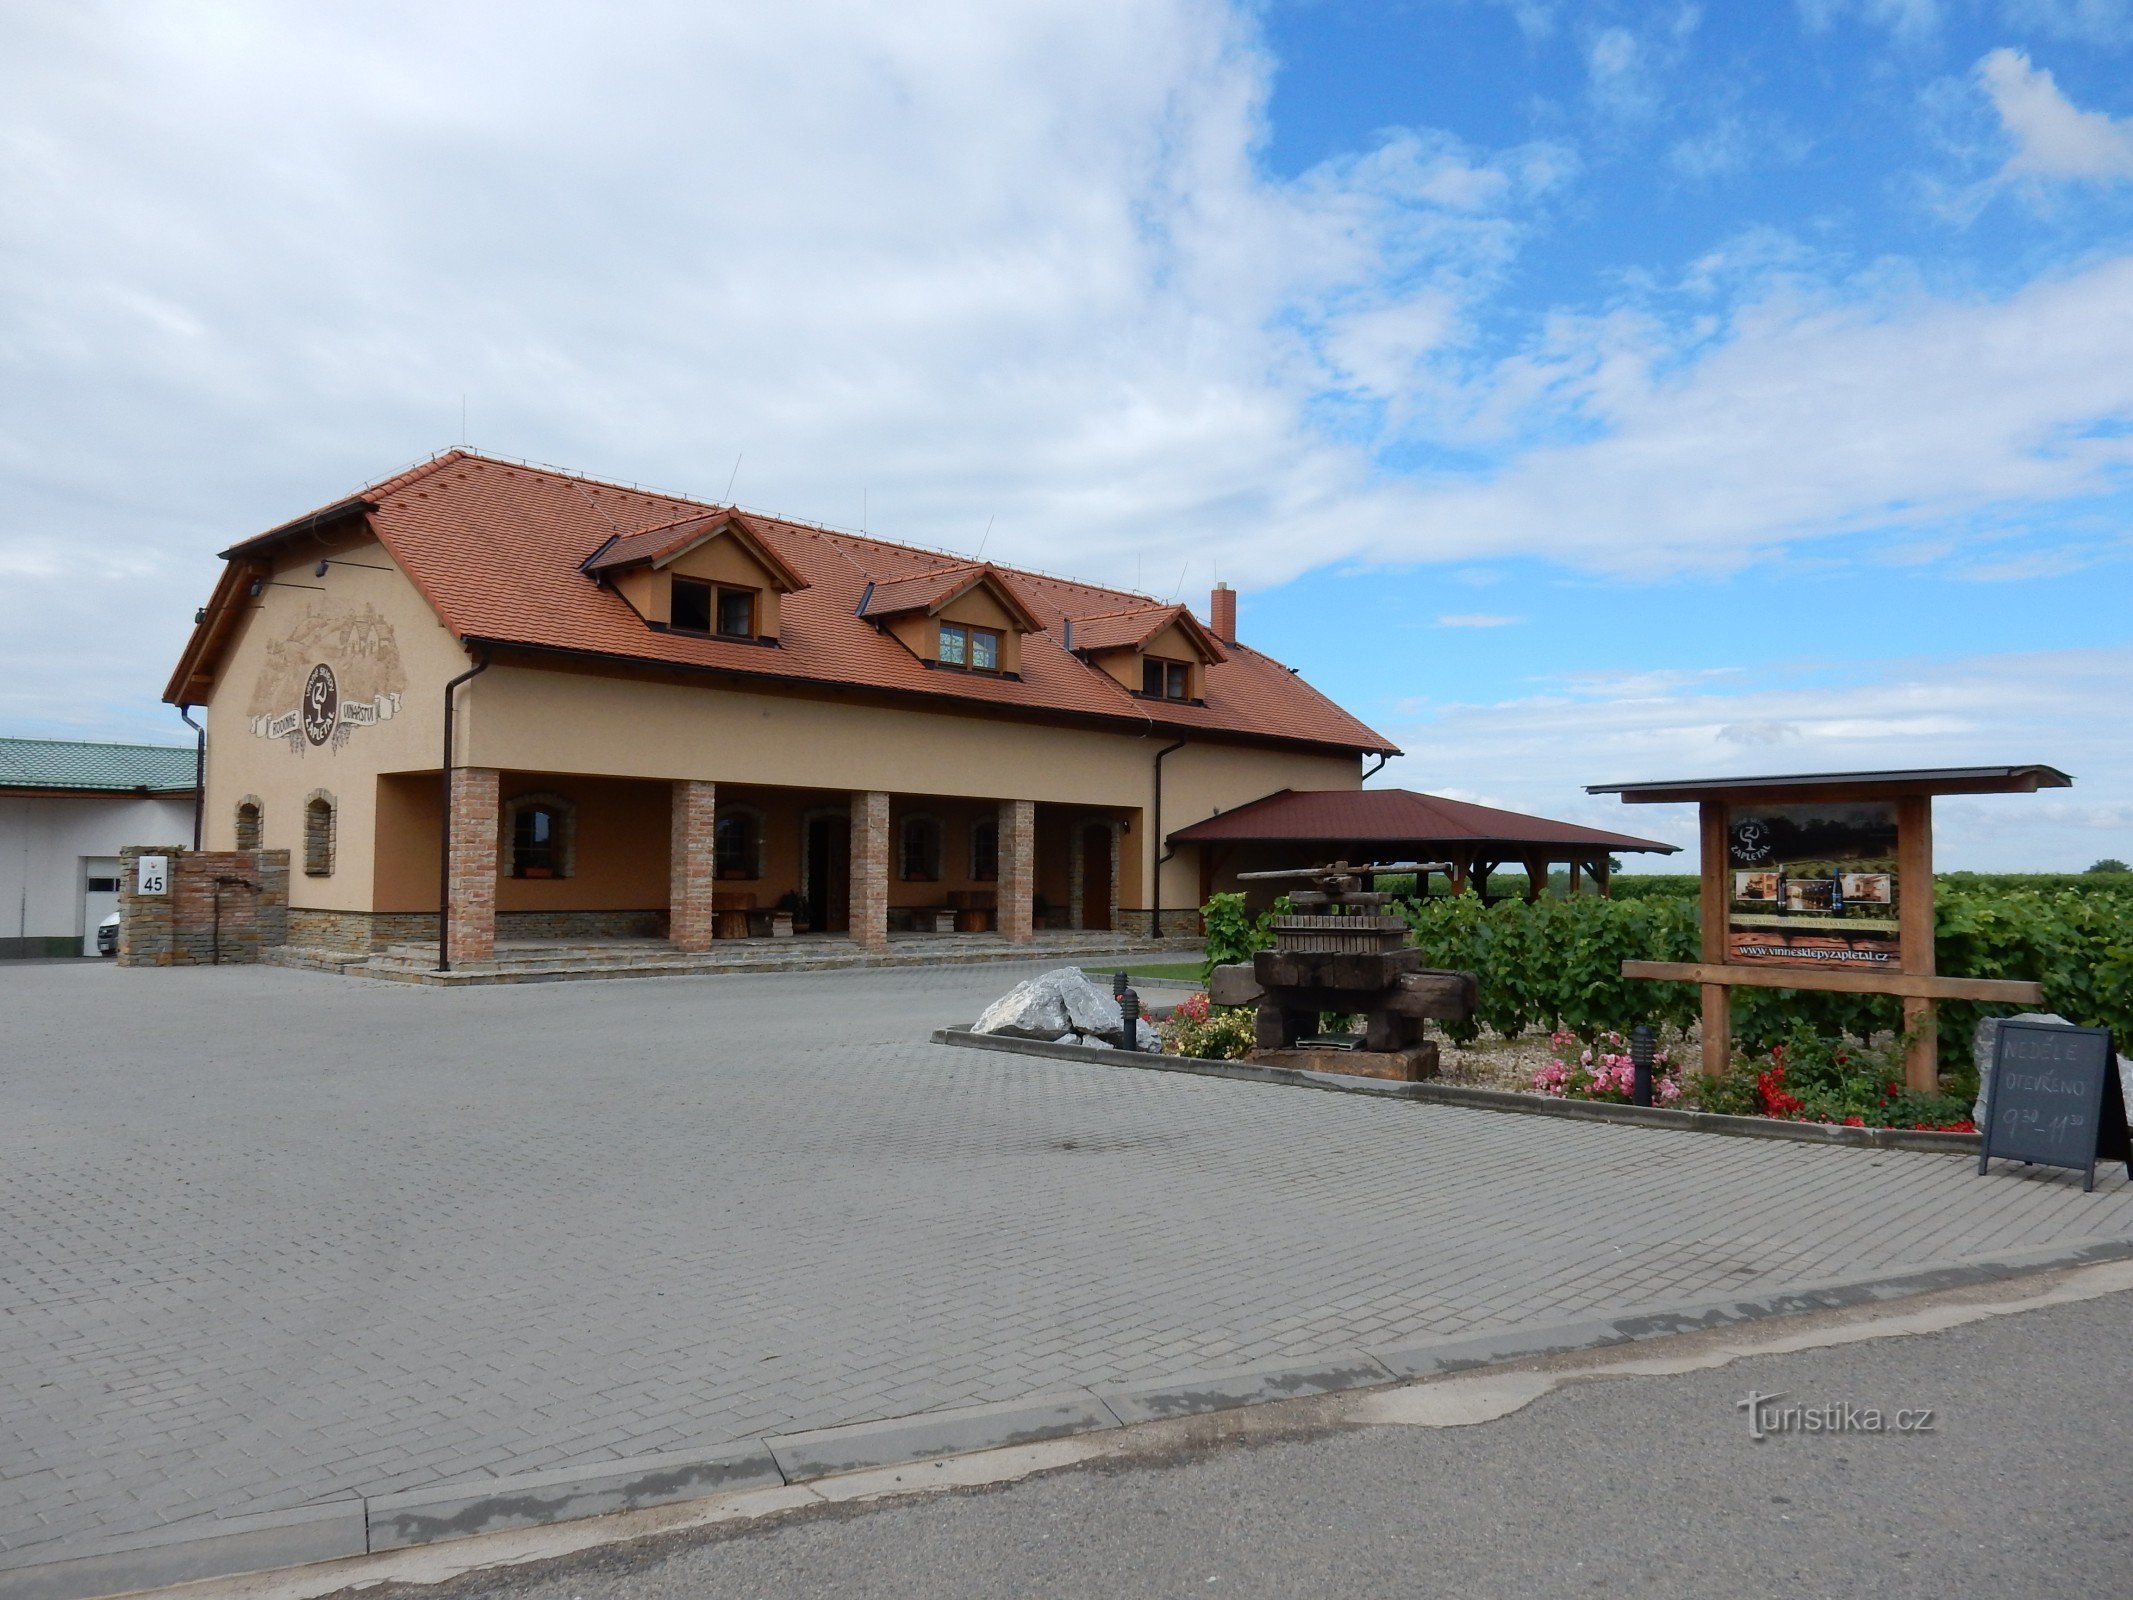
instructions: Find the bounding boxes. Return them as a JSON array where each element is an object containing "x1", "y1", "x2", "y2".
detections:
[
  {"x1": 900, "y1": 814, "x2": 943, "y2": 881},
  {"x1": 302, "y1": 792, "x2": 335, "y2": 878},
  {"x1": 503, "y1": 791, "x2": 576, "y2": 880},
  {"x1": 715, "y1": 808, "x2": 763, "y2": 880}
]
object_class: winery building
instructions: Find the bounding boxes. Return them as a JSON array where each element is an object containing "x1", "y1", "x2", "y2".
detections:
[{"x1": 161, "y1": 451, "x2": 1396, "y2": 965}]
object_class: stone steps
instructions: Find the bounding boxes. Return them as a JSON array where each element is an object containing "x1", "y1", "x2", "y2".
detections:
[{"x1": 327, "y1": 935, "x2": 1200, "y2": 987}]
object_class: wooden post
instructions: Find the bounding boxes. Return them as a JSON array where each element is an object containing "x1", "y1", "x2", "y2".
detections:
[
  {"x1": 1595, "y1": 856, "x2": 1613, "y2": 899},
  {"x1": 1698, "y1": 801, "x2": 1730, "y2": 1077},
  {"x1": 1897, "y1": 794, "x2": 1938, "y2": 1092},
  {"x1": 1522, "y1": 856, "x2": 1549, "y2": 903}
]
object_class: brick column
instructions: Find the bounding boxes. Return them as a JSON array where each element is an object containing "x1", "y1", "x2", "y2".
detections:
[
  {"x1": 850, "y1": 791, "x2": 889, "y2": 949},
  {"x1": 445, "y1": 766, "x2": 500, "y2": 965},
  {"x1": 999, "y1": 798, "x2": 1035, "y2": 943},
  {"x1": 670, "y1": 780, "x2": 717, "y2": 952}
]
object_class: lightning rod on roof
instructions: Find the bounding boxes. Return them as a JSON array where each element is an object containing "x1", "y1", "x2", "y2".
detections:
[
  {"x1": 976, "y1": 514, "x2": 994, "y2": 561},
  {"x1": 725, "y1": 453, "x2": 742, "y2": 502}
]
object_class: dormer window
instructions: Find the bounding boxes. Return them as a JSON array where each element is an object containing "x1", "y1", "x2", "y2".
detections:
[
  {"x1": 583, "y1": 510, "x2": 806, "y2": 644},
  {"x1": 939, "y1": 623, "x2": 1001, "y2": 673},
  {"x1": 671, "y1": 577, "x2": 758, "y2": 639},
  {"x1": 1143, "y1": 658, "x2": 1190, "y2": 700}
]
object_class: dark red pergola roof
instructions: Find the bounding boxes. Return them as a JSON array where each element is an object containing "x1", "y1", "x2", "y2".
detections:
[{"x1": 1169, "y1": 788, "x2": 1679, "y2": 855}]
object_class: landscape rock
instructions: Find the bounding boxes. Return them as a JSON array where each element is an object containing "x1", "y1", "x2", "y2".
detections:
[{"x1": 974, "y1": 967, "x2": 1122, "y2": 1041}]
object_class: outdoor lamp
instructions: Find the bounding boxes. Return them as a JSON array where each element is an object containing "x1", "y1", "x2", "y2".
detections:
[{"x1": 1630, "y1": 1024, "x2": 1657, "y2": 1107}]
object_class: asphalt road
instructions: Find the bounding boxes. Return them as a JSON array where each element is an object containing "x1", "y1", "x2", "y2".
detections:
[{"x1": 410, "y1": 1287, "x2": 2133, "y2": 1600}]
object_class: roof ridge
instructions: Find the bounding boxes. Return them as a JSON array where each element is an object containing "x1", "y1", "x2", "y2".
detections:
[{"x1": 0, "y1": 735, "x2": 192, "y2": 751}]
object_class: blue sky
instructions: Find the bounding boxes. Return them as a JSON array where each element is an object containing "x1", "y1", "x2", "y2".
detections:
[{"x1": 0, "y1": 0, "x2": 2127, "y2": 867}]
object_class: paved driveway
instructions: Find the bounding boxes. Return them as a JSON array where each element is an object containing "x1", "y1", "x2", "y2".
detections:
[{"x1": 4, "y1": 960, "x2": 2130, "y2": 1563}]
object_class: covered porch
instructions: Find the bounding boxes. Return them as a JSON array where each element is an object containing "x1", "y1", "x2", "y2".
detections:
[
  {"x1": 377, "y1": 768, "x2": 1148, "y2": 967},
  {"x1": 1171, "y1": 788, "x2": 1682, "y2": 911}
]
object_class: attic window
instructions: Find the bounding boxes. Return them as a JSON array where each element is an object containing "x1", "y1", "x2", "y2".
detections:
[
  {"x1": 939, "y1": 623, "x2": 1000, "y2": 673},
  {"x1": 1142, "y1": 658, "x2": 1189, "y2": 700},
  {"x1": 672, "y1": 578, "x2": 757, "y2": 639}
]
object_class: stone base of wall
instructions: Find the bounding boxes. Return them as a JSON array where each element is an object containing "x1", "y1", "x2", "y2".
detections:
[
  {"x1": 285, "y1": 909, "x2": 437, "y2": 952},
  {"x1": 286, "y1": 907, "x2": 669, "y2": 952},
  {"x1": 498, "y1": 909, "x2": 667, "y2": 941},
  {"x1": 1115, "y1": 909, "x2": 1204, "y2": 939}
]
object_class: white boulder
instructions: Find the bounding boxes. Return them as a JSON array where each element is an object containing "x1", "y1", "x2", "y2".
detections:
[{"x1": 975, "y1": 967, "x2": 1124, "y2": 1041}]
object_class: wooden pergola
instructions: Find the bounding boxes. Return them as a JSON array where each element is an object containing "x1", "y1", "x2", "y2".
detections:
[{"x1": 1171, "y1": 788, "x2": 1681, "y2": 908}]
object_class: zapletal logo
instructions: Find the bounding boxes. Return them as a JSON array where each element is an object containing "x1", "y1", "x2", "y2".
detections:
[
  {"x1": 1731, "y1": 819, "x2": 1773, "y2": 863},
  {"x1": 301, "y1": 663, "x2": 339, "y2": 747}
]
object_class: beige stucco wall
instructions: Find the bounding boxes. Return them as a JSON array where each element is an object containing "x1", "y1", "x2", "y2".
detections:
[
  {"x1": 462, "y1": 663, "x2": 1355, "y2": 912},
  {"x1": 197, "y1": 533, "x2": 471, "y2": 913},
  {"x1": 193, "y1": 533, "x2": 1363, "y2": 918}
]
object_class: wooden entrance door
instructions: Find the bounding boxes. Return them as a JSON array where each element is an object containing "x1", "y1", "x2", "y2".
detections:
[
  {"x1": 805, "y1": 816, "x2": 850, "y2": 933},
  {"x1": 1080, "y1": 823, "x2": 1113, "y2": 932}
]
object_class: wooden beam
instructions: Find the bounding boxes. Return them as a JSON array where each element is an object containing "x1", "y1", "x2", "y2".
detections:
[
  {"x1": 1621, "y1": 960, "x2": 2043, "y2": 1004},
  {"x1": 1698, "y1": 802, "x2": 1729, "y2": 1075},
  {"x1": 1896, "y1": 795, "x2": 1937, "y2": 1091}
]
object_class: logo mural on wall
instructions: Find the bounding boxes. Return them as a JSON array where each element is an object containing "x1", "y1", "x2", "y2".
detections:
[{"x1": 248, "y1": 602, "x2": 408, "y2": 753}]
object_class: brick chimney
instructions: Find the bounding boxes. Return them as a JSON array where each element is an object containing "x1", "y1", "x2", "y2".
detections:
[{"x1": 1210, "y1": 581, "x2": 1236, "y2": 644}]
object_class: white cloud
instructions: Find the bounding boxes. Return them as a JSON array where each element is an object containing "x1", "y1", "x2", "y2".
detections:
[
  {"x1": 1435, "y1": 612, "x2": 1525, "y2": 628},
  {"x1": 1977, "y1": 47, "x2": 2133, "y2": 182},
  {"x1": 1377, "y1": 647, "x2": 2133, "y2": 870},
  {"x1": 0, "y1": 0, "x2": 2129, "y2": 770}
]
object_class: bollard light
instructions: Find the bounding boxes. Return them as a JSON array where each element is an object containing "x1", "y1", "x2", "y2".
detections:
[
  {"x1": 1119, "y1": 987, "x2": 1141, "y2": 1052},
  {"x1": 1630, "y1": 1023, "x2": 1656, "y2": 1107}
]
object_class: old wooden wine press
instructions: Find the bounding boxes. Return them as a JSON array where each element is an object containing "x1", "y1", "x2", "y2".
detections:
[{"x1": 1206, "y1": 860, "x2": 1479, "y2": 1081}]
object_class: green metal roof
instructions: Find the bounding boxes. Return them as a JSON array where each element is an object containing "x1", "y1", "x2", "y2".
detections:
[{"x1": 0, "y1": 738, "x2": 197, "y2": 793}]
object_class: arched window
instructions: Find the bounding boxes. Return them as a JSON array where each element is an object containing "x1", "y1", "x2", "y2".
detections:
[
  {"x1": 970, "y1": 815, "x2": 998, "y2": 882},
  {"x1": 503, "y1": 791, "x2": 576, "y2": 880},
  {"x1": 234, "y1": 798, "x2": 263, "y2": 851},
  {"x1": 899, "y1": 814, "x2": 942, "y2": 882},
  {"x1": 715, "y1": 808, "x2": 763, "y2": 880},
  {"x1": 303, "y1": 791, "x2": 335, "y2": 877}
]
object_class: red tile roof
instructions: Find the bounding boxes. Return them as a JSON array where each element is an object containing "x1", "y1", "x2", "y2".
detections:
[
  {"x1": 175, "y1": 450, "x2": 1397, "y2": 755},
  {"x1": 1067, "y1": 603, "x2": 1226, "y2": 662},
  {"x1": 579, "y1": 511, "x2": 808, "y2": 591},
  {"x1": 1168, "y1": 788, "x2": 1680, "y2": 853}
]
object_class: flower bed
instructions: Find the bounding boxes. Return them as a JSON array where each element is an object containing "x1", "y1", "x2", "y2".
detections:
[
  {"x1": 1530, "y1": 1030, "x2": 1683, "y2": 1106},
  {"x1": 1528, "y1": 1024, "x2": 1975, "y2": 1133}
]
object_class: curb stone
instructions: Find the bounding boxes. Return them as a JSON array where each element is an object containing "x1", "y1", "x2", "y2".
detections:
[
  {"x1": 365, "y1": 1441, "x2": 784, "y2": 1552},
  {"x1": 1097, "y1": 1349, "x2": 1396, "y2": 1424},
  {"x1": 932, "y1": 1026, "x2": 1982, "y2": 1155},
  {"x1": 765, "y1": 1392, "x2": 1124, "y2": 1482},
  {"x1": 8, "y1": 1250, "x2": 2131, "y2": 1600}
]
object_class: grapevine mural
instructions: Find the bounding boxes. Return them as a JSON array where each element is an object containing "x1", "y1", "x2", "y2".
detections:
[{"x1": 247, "y1": 600, "x2": 407, "y2": 753}]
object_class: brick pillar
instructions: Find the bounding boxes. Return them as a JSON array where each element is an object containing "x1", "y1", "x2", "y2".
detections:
[
  {"x1": 999, "y1": 798, "x2": 1035, "y2": 943},
  {"x1": 850, "y1": 790, "x2": 889, "y2": 949},
  {"x1": 670, "y1": 780, "x2": 717, "y2": 952},
  {"x1": 445, "y1": 766, "x2": 499, "y2": 965}
]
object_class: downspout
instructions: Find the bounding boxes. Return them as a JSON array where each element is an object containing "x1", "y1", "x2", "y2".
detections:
[
  {"x1": 435, "y1": 652, "x2": 490, "y2": 972},
  {"x1": 177, "y1": 706, "x2": 205, "y2": 850},
  {"x1": 1361, "y1": 751, "x2": 1390, "y2": 784},
  {"x1": 1149, "y1": 737, "x2": 1187, "y2": 939}
]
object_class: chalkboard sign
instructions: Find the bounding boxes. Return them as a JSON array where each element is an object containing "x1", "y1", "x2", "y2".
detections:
[{"x1": 1978, "y1": 1020, "x2": 2129, "y2": 1192}]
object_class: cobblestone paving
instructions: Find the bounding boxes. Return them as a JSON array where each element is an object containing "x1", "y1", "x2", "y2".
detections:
[{"x1": 4, "y1": 960, "x2": 2130, "y2": 1561}]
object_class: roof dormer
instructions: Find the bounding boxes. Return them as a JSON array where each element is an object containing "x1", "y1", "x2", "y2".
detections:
[
  {"x1": 583, "y1": 512, "x2": 808, "y2": 644},
  {"x1": 859, "y1": 564, "x2": 1043, "y2": 679},
  {"x1": 1065, "y1": 603, "x2": 1226, "y2": 705}
]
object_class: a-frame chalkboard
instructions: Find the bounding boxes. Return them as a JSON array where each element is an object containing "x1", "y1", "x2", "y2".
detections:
[{"x1": 1978, "y1": 1020, "x2": 2130, "y2": 1193}]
